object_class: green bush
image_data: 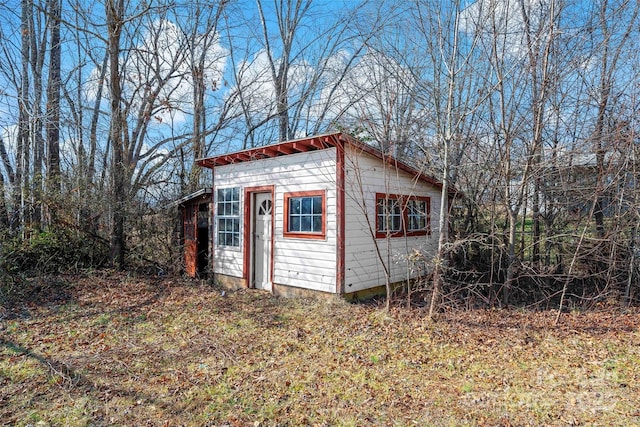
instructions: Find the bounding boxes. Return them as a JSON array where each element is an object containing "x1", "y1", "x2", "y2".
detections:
[{"x1": 0, "y1": 228, "x2": 109, "y2": 275}]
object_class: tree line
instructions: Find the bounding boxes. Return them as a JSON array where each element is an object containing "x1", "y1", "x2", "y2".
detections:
[{"x1": 0, "y1": 0, "x2": 638, "y2": 309}]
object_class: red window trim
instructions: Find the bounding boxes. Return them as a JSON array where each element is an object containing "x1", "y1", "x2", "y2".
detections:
[
  {"x1": 283, "y1": 190, "x2": 326, "y2": 239},
  {"x1": 375, "y1": 192, "x2": 431, "y2": 239}
]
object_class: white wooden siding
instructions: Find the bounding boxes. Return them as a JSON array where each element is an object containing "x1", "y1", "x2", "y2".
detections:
[
  {"x1": 213, "y1": 148, "x2": 338, "y2": 293},
  {"x1": 342, "y1": 146, "x2": 441, "y2": 293}
]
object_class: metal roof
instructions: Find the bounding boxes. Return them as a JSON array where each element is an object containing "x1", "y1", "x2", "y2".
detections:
[{"x1": 164, "y1": 188, "x2": 212, "y2": 209}]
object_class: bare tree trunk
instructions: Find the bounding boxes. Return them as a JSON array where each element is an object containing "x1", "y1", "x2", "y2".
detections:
[
  {"x1": 625, "y1": 220, "x2": 639, "y2": 307},
  {"x1": 428, "y1": 0, "x2": 462, "y2": 320},
  {"x1": 45, "y1": 0, "x2": 61, "y2": 226},
  {"x1": 518, "y1": 0, "x2": 558, "y2": 265},
  {"x1": 189, "y1": 62, "x2": 205, "y2": 190},
  {"x1": 428, "y1": 143, "x2": 448, "y2": 319},
  {"x1": 256, "y1": 0, "x2": 312, "y2": 142},
  {"x1": 107, "y1": 0, "x2": 126, "y2": 268},
  {"x1": 589, "y1": 0, "x2": 639, "y2": 240},
  {"x1": 504, "y1": 210, "x2": 518, "y2": 306},
  {"x1": 0, "y1": 167, "x2": 8, "y2": 229},
  {"x1": 29, "y1": 0, "x2": 47, "y2": 230},
  {"x1": 88, "y1": 52, "x2": 109, "y2": 189},
  {"x1": 592, "y1": 0, "x2": 610, "y2": 238},
  {"x1": 185, "y1": 1, "x2": 226, "y2": 191},
  {"x1": 17, "y1": 0, "x2": 32, "y2": 233},
  {"x1": 0, "y1": 136, "x2": 15, "y2": 230}
]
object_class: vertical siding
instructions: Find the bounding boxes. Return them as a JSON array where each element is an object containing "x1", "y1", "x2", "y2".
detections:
[
  {"x1": 343, "y1": 146, "x2": 441, "y2": 293},
  {"x1": 213, "y1": 148, "x2": 338, "y2": 293}
]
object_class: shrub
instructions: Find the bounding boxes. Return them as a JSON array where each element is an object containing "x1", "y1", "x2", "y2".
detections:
[{"x1": 0, "y1": 228, "x2": 109, "y2": 276}]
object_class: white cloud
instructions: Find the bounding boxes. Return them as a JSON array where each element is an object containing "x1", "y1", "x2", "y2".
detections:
[
  {"x1": 461, "y1": 0, "x2": 554, "y2": 59},
  {"x1": 86, "y1": 18, "x2": 228, "y2": 126},
  {"x1": 313, "y1": 51, "x2": 421, "y2": 128},
  {"x1": 224, "y1": 45, "x2": 422, "y2": 144},
  {"x1": 226, "y1": 49, "x2": 316, "y2": 122},
  {"x1": 230, "y1": 50, "x2": 277, "y2": 117}
]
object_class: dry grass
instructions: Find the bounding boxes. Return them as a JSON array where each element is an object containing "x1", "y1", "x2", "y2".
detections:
[{"x1": 1, "y1": 272, "x2": 639, "y2": 426}]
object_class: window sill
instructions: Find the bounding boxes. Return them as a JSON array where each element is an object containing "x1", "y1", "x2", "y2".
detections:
[
  {"x1": 375, "y1": 230, "x2": 430, "y2": 239},
  {"x1": 283, "y1": 231, "x2": 326, "y2": 240}
]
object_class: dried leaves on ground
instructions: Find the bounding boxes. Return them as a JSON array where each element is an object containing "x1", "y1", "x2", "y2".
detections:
[{"x1": 1, "y1": 273, "x2": 639, "y2": 426}]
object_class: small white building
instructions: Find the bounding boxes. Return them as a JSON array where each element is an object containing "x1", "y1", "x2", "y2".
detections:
[{"x1": 195, "y1": 132, "x2": 447, "y2": 298}]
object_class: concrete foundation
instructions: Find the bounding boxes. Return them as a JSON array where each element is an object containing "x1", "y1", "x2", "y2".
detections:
[{"x1": 212, "y1": 272, "x2": 412, "y2": 302}]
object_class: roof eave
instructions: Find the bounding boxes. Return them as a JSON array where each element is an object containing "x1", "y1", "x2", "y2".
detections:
[
  {"x1": 195, "y1": 132, "x2": 453, "y2": 193},
  {"x1": 164, "y1": 188, "x2": 213, "y2": 209}
]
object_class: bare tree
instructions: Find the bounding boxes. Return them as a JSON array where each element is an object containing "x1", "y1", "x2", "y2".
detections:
[
  {"x1": 0, "y1": 138, "x2": 9, "y2": 229},
  {"x1": 45, "y1": 0, "x2": 62, "y2": 225},
  {"x1": 401, "y1": 0, "x2": 486, "y2": 318},
  {"x1": 176, "y1": 0, "x2": 228, "y2": 192},
  {"x1": 106, "y1": 0, "x2": 127, "y2": 267},
  {"x1": 255, "y1": 0, "x2": 311, "y2": 142},
  {"x1": 584, "y1": 0, "x2": 639, "y2": 237},
  {"x1": 224, "y1": 0, "x2": 370, "y2": 148}
]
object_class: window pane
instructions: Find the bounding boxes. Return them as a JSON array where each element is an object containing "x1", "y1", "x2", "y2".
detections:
[
  {"x1": 301, "y1": 215, "x2": 311, "y2": 231},
  {"x1": 301, "y1": 197, "x2": 312, "y2": 214},
  {"x1": 290, "y1": 198, "x2": 301, "y2": 215},
  {"x1": 392, "y1": 215, "x2": 401, "y2": 231},
  {"x1": 408, "y1": 200, "x2": 427, "y2": 231},
  {"x1": 312, "y1": 215, "x2": 321, "y2": 232},
  {"x1": 377, "y1": 196, "x2": 402, "y2": 233},
  {"x1": 312, "y1": 197, "x2": 322, "y2": 214},
  {"x1": 290, "y1": 216, "x2": 300, "y2": 232},
  {"x1": 392, "y1": 201, "x2": 401, "y2": 215}
]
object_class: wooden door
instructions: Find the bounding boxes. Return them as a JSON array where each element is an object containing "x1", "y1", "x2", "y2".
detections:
[
  {"x1": 253, "y1": 193, "x2": 272, "y2": 291},
  {"x1": 184, "y1": 204, "x2": 197, "y2": 277}
]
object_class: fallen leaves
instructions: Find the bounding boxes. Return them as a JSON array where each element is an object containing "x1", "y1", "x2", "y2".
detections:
[{"x1": 1, "y1": 273, "x2": 639, "y2": 426}]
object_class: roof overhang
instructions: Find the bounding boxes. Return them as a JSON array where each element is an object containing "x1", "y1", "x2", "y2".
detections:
[
  {"x1": 196, "y1": 132, "x2": 456, "y2": 194},
  {"x1": 196, "y1": 133, "x2": 344, "y2": 168},
  {"x1": 165, "y1": 188, "x2": 213, "y2": 209}
]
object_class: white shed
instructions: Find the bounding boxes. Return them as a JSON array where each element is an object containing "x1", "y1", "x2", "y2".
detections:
[{"x1": 196, "y1": 132, "x2": 447, "y2": 298}]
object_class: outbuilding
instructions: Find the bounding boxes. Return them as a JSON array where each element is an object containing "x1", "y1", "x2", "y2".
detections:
[
  {"x1": 194, "y1": 132, "x2": 447, "y2": 298},
  {"x1": 169, "y1": 188, "x2": 212, "y2": 278}
]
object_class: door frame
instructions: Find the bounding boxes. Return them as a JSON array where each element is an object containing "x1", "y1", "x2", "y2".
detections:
[
  {"x1": 183, "y1": 198, "x2": 211, "y2": 278},
  {"x1": 243, "y1": 185, "x2": 275, "y2": 289},
  {"x1": 196, "y1": 202, "x2": 210, "y2": 277}
]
